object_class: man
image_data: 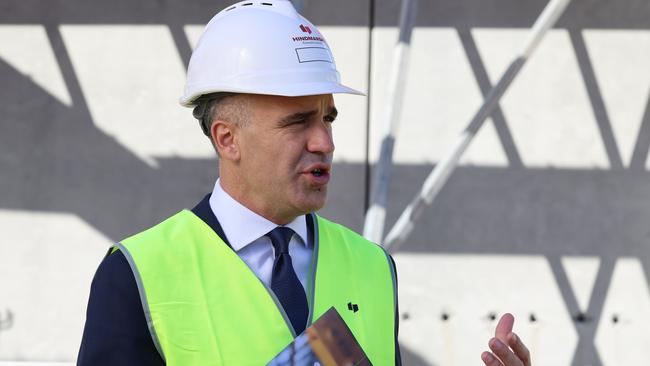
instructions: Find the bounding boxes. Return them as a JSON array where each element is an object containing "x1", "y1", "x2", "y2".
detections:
[{"x1": 78, "y1": 1, "x2": 531, "y2": 365}]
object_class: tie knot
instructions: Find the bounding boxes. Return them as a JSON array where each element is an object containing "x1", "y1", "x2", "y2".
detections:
[{"x1": 267, "y1": 227, "x2": 295, "y2": 256}]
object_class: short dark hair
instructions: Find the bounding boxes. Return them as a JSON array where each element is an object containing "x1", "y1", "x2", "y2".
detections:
[{"x1": 191, "y1": 92, "x2": 240, "y2": 137}]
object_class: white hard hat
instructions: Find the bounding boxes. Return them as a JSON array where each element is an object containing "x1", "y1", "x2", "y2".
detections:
[{"x1": 180, "y1": 0, "x2": 363, "y2": 107}]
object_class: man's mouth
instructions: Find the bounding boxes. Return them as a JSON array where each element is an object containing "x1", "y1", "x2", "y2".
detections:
[{"x1": 303, "y1": 164, "x2": 331, "y2": 185}]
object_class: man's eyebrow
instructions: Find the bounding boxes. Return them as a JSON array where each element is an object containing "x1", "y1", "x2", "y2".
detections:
[
  {"x1": 278, "y1": 106, "x2": 338, "y2": 125},
  {"x1": 279, "y1": 110, "x2": 318, "y2": 125}
]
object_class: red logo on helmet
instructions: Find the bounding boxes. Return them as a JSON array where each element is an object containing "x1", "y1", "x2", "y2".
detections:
[{"x1": 299, "y1": 24, "x2": 312, "y2": 34}]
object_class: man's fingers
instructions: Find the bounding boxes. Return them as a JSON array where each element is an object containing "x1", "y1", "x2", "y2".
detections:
[
  {"x1": 508, "y1": 332, "x2": 531, "y2": 366},
  {"x1": 495, "y1": 313, "x2": 515, "y2": 341},
  {"x1": 489, "y1": 337, "x2": 522, "y2": 366},
  {"x1": 481, "y1": 351, "x2": 504, "y2": 366},
  {"x1": 485, "y1": 313, "x2": 529, "y2": 366}
]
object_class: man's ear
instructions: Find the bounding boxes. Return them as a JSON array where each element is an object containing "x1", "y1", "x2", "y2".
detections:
[{"x1": 211, "y1": 120, "x2": 240, "y2": 161}]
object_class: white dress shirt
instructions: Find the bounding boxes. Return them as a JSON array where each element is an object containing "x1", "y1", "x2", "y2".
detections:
[{"x1": 209, "y1": 179, "x2": 313, "y2": 292}]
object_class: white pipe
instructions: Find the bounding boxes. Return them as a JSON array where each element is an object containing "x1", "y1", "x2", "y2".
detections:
[
  {"x1": 383, "y1": 0, "x2": 573, "y2": 250},
  {"x1": 363, "y1": 0, "x2": 418, "y2": 243}
]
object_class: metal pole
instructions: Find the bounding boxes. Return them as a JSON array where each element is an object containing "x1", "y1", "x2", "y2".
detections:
[
  {"x1": 363, "y1": 0, "x2": 418, "y2": 243},
  {"x1": 383, "y1": 0, "x2": 573, "y2": 250}
]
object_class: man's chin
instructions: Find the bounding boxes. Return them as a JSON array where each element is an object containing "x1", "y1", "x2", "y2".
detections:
[{"x1": 295, "y1": 192, "x2": 328, "y2": 214}]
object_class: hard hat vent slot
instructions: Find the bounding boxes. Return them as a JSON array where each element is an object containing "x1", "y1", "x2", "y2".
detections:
[
  {"x1": 261, "y1": 2, "x2": 273, "y2": 5},
  {"x1": 242, "y1": 2, "x2": 253, "y2": 6},
  {"x1": 225, "y1": 6, "x2": 236, "y2": 11}
]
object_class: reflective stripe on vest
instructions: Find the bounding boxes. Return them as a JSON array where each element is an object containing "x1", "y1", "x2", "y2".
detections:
[{"x1": 117, "y1": 210, "x2": 396, "y2": 365}]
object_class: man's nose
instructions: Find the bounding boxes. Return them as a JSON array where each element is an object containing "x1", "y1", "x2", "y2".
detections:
[{"x1": 307, "y1": 122, "x2": 335, "y2": 155}]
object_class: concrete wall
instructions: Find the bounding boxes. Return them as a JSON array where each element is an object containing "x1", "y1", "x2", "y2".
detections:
[{"x1": 0, "y1": 0, "x2": 649, "y2": 365}]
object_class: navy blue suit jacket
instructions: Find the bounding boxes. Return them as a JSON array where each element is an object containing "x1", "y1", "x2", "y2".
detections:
[{"x1": 77, "y1": 195, "x2": 401, "y2": 365}]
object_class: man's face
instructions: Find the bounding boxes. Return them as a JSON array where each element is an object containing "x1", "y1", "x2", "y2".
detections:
[{"x1": 233, "y1": 94, "x2": 337, "y2": 223}]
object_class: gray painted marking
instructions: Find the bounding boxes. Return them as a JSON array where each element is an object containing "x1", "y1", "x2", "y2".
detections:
[
  {"x1": 0, "y1": 309, "x2": 14, "y2": 332},
  {"x1": 569, "y1": 29, "x2": 624, "y2": 170}
]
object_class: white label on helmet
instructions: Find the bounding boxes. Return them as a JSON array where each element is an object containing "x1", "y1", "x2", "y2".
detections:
[{"x1": 295, "y1": 47, "x2": 333, "y2": 63}]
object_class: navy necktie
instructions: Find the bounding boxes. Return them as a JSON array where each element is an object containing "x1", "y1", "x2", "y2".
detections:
[{"x1": 267, "y1": 227, "x2": 308, "y2": 335}]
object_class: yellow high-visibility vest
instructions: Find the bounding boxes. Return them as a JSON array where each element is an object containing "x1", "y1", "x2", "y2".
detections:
[{"x1": 116, "y1": 210, "x2": 396, "y2": 365}]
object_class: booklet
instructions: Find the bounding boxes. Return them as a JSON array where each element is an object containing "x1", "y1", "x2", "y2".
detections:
[{"x1": 267, "y1": 307, "x2": 372, "y2": 366}]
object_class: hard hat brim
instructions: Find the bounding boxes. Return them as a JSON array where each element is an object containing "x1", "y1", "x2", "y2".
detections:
[{"x1": 180, "y1": 82, "x2": 365, "y2": 107}]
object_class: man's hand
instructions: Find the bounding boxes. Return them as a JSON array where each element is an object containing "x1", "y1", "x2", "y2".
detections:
[{"x1": 481, "y1": 313, "x2": 531, "y2": 366}]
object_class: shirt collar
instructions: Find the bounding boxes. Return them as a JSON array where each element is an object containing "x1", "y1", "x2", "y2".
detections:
[{"x1": 209, "y1": 179, "x2": 308, "y2": 252}]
